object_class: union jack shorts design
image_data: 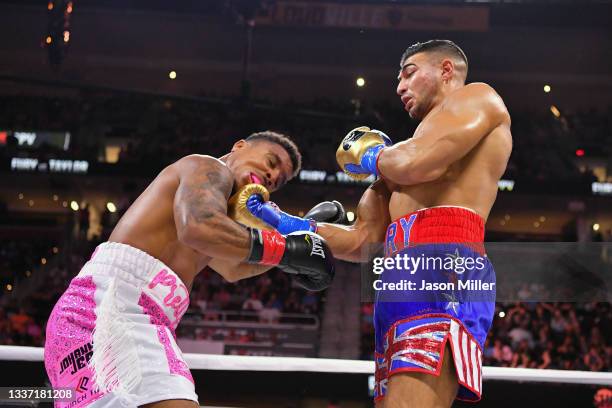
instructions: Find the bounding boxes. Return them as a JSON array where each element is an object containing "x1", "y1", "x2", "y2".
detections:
[{"x1": 374, "y1": 315, "x2": 483, "y2": 402}]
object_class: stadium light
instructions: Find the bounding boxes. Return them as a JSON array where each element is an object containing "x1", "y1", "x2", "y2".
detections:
[
  {"x1": 550, "y1": 105, "x2": 561, "y2": 118},
  {"x1": 593, "y1": 223, "x2": 600, "y2": 231},
  {"x1": 70, "y1": 200, "x2": 79, "y2": 211},
  {"x1": 543, "y1": 85, "x2": 551, "y2": 93},
  {"x1": 107, "y1": 202, "x2": 117, "y2": 213},
  {"x1": 356, "y1": 77, "x2": 365, "y2": 87},
  {"x1": 169, "y1": 71, "x2": 177, "y2": 80}
]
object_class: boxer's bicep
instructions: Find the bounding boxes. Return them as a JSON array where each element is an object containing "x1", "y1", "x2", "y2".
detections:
[
  {"x1": 174, "y1": 157, "x2": 232, "y2": 230},
  {"x1": 379, "y1": 83, "x2": 508, "y2": 185},
  {"x1": 173, "y1": 156, "x2": 251, "y2": 259}
]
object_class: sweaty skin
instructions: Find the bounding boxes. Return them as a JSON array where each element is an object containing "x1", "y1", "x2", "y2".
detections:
[
  {"x1": 108, "y1": 139, "x2": 294, "y2": 290},
  {"x1": 317, "y1": 71, "x2": 512, "y2": 262}
]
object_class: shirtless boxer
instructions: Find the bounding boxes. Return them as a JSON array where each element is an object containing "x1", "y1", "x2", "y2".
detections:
[
  {"x1": 44, "y1": 131, "x2": 336, "y2": 408},
  {"x1": 247, "y1": 40, "x2": 512, "y2": 407}
]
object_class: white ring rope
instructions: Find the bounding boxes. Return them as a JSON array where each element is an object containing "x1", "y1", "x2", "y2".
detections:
[{"x1": 1, "y1": 345, "x2": 610, "y2": 386}]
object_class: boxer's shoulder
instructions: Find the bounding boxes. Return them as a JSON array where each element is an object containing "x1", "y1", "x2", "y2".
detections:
[
  {"x1": 445, "y1": 82, "x2": 510, "y2": 123},
  {"x1": 173, "y1": 155, "x2": 234, "y2": 195},
  {"x1": 175, "y1": 154, "x2": 227, "y2": 170}
]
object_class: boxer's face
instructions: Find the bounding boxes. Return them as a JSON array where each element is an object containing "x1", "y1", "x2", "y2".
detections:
[
  {"x1": 228, "y1": 140, "x2": 293, "y2": 192},
  {"x1": 396, "y1": 52, "x2": 443, "y2": 121}
]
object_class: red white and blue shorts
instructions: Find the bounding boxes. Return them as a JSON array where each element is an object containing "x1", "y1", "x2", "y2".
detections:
[{"x1": 374, "y1": 207, "x2": 495, "y2": 403}]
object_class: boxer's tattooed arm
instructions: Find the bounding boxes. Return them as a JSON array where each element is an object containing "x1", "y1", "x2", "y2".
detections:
[{"x1": 174, "y1": 155, "x2": 252, "y2": 260}]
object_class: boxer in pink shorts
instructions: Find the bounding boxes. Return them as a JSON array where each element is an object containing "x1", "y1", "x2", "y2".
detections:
[{"x1": 44, "y1": 131, "x2": 336, "y2": 408}]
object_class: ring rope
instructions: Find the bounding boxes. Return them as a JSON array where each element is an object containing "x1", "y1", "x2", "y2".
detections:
[{"x1": 1, "y1": 345, "x2": 610, "y2": 385}]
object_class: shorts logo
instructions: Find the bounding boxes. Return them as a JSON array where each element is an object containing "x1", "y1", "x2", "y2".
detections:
[
  {"x1": 148, "y1": 269, "x2": 190, "y2": 324},
  {"x1": 59, "y1": 342, "x2": 93, "y2": 376},
  {"x1": 308, "y1": 235, "x2": 326, "y2": 258},
  {"x1": 385, "y1": 214, "x2": 417, "y2": 257},
  {"x1": 76, "y1": 376, "x2": 89, "y2": 392}
]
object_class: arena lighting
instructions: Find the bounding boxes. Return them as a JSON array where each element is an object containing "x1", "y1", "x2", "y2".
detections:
[
  {"x1": 66, "y1": 1, "x2": 73, "y2": 13},
  {"x1": 550, "y1": 105, "x2": 561, "y2": 117},
  {"x1": 539, "y1": 216, "x2": 546, "y2": 222},
  {"x1": 70, "y1": 200, "x2": 79, "y2": 211},
  {"x1": 47, "y1": 2, "x2": 53, "y2": 10},
  {"x1": 356, "y1": 77, "x2": 366, "y2": 87},
  {"x1": 53, "y1": 194, "x2": 58, "y2": 201},
  {"x1": 62, "y1": 201, "x2": 68, "y2": 208},
  {"x1": 41, "y1": 258, "x2": 47, "y2": 265},
  {"x1": 18, "y1": 193, "x2": 23, "y2": 200},
  {"x1": 63, "y1": 31, "x2": 70, "y2": 43},
  {"x1": 498, "y1": 311, "x2": 506, "y2": 318},
  {"x1": 593, "y1": 223, "x2": 600, "y2": 231},
  {"x1": 576, "y1": 149, "x2": 585, "y2": 157},
  {"x1": 169, "y1": 71, "x2": 177, "y2": 80},
  {"x1": 544, "y1": 85, "x2": 551, "y2": 93},
  {"x1": 28, "y1": 200, "x2": 34, "y2": 207},
  {"x1": 347, "y1": 211, "x2": 355, "y2": 222},
  {"x1": 45, "y1": 36, "x2": 52, "y2": 44},
  {"x1": 52, "y1": 247, "x2": 59, "y2": 254},
  {"x1": 106, "y1": 202, "x2": 117, "y2": 213},
  {"x1": 6, "y1": 284, "x2": 12, "y2": 291}
]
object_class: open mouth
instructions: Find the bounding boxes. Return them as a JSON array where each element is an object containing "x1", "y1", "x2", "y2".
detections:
[{"x1": 249, "y1": 172, "x2": 263, "y2": 185}]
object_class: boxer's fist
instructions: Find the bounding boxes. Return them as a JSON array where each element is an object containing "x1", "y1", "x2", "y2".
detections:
[
  {"x1": 247, "y1": 195, "x2": 316, "y2": 234},
  {"x1": 246, "y1": 229, "x2": 335, "y2": 291},
  {"x1": 336, "y1": 126, "x2": 392, "y2": 180},
  {"x1": 304, "y1": 200, "x2": 346, "y2": 224},
  {"x1": 279, "y1": 232, "x2": 335, "y2": 291},
  {"x1": 227, "y1": 184, "x2": 272, "y2": 230}
]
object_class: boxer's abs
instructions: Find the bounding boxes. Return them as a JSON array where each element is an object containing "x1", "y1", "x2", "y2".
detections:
[
  {"x1": 387, "y1": 124, "x2": 511, "y2": 221},
  {"x1": 108, "y1": 165, "x2": 210, "y2": 289}
]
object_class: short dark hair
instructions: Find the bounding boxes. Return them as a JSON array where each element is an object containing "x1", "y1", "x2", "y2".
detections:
[
  {"x1": 401, "y1": 39, "x2": 468, "y2": 70},
  {"x1": 245, "y1": 131, "x2": 302, "y2": 178}
]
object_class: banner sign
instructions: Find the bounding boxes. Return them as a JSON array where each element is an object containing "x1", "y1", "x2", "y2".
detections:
[{"x1": 257, "y1": 2, "x2": 489, "y2": 32}]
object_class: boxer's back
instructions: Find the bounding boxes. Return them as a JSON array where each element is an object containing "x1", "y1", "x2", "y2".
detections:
[
  {"x1": 387, "y1": 89, "x2": 512, "y2": 221},
  {"x1": 109, "y1": 159, "x2": 211, "y2": 288}
]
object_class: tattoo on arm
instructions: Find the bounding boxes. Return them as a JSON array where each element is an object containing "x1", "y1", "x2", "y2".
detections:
[
  {"x1": 175, "y1": 156, "x2": 253, "y2": 260},
  {"x1": 179, "y1": 162, "x2": 233, "y2": 224}
]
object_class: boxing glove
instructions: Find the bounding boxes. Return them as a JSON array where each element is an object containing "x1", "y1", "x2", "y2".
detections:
[
  {"x1": 246, "y1": 228, "x2": 335, "y2": 291},
  {"x1": 336, "y1": 126, "x2": 392, "y2": 180}
]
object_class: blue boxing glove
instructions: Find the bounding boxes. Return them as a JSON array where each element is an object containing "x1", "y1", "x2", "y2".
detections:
[
  {"x1": 247, "y1": 194, "x2": 317, "y2": 235},
  {"x1": 336, "y1": 126, "x2": 393, "y2": 179}
]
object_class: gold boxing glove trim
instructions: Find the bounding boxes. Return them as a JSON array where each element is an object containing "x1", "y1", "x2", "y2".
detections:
[
  {"x1": 336, "y1": 126, "x2": 386, "y2": 181},
  {"x1": 227, "y1": 183, "x2": 273, "y2": 230}
]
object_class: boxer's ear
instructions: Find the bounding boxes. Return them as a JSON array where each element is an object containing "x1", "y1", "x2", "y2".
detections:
[{"x1": 231, "y1": 139, "x2": 247, "y2": 152}]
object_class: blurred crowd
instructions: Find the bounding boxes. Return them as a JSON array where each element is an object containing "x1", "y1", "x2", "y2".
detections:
[
  {"x1": 360, "y1": 301, "x2": 611, "y2": 373},
  {"x1": 0, "y1": 235, "x2": 324, "y2": 347},
  {"x1": 2, "y1": 94, "x2": 610, "y2": 182}
]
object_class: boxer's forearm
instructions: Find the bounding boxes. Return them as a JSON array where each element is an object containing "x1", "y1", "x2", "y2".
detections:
[
  {"x1": 315, "y1": 223, "x2": 369, "y2": 263},
  {"x1": 316, "y1": 180, "x2": 390, "y2": 262},
  {"x1": 177, "y1": 214, "x2": 252, "y2": 260},
  {"x1": 208, "y1": 258, "x2": 272, "y2": 283},
  {"x1": 377, "y1": 139, "x2": 450, "y2": 185}
]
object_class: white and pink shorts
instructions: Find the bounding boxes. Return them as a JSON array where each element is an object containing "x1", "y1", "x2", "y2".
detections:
[{"x1": 44, "y1": 242, "x2": 198, "y2": 407}]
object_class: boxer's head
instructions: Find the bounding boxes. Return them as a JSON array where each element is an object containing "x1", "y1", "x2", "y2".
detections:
[
  {"x1": 227, "y1": 131, "x2": 301, "y2": 192},
  {"x1": 396, "y1": 39, "x2": 468, "y2": 121}
]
